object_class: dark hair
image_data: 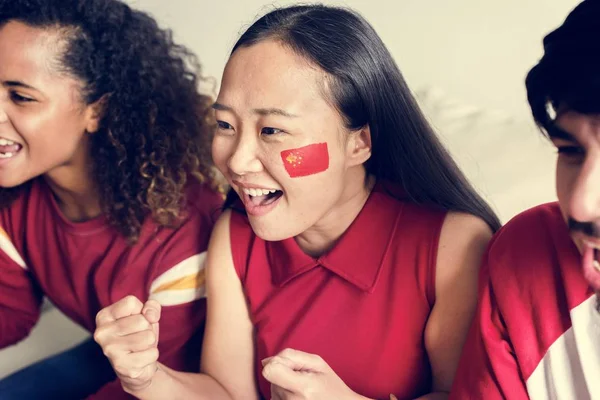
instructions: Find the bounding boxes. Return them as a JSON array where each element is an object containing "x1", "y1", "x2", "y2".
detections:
[
  {"x1": 224, "y1": 4, "x2": 500, "y2": 231},
  {"x1": 526, "y1": 0, "x2": 600, "y2": 133},
  {"x1": 0, "y1": 0, "x2": 219, "y2": 242}
]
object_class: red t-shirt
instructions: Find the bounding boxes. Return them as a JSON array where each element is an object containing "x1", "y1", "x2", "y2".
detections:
[
  {"x1": 0, "y1": 178, "x2": 223, "y2": 399},
  {"x1": 450, "y1": 202, "x2": 600, "y2": 399},
  {"x1": 230, "y1": 183, "x2": 447, "y2": 399}
]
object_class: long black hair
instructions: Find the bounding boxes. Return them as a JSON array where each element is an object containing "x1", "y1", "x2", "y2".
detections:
[
  {"x1": 526, "y1": 0, "x2": 600, "y2": 133},
  {"x1": 224, "y1": 4, "x2": 500, "y2": 231},
  {"x1": 0, "y1": 0, "x2": 218, "y2": 242}
]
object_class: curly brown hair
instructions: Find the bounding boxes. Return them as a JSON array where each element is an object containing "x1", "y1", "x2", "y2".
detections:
[{"x1": 0, "y1": 0, "x2": 220, "y2": 242}]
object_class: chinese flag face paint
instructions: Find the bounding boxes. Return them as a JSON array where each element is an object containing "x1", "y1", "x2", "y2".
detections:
[{"x1": 280, "y1": 143, "x2": 329, "y2": 178}]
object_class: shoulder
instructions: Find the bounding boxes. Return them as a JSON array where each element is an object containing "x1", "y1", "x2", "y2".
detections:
[
  {"x1": 184, "y1": 180, "x2": 225, "y2": 220},
  {"x1": 486, "y1": 203, "x2": 564, "y2": 273},
  {"x1": 210, "y1": 209, "x2": 253, "y2": 251},
  {"x1": 484, "y1": 202, "x2": 567, "y2": 292},
  {"x1": 437, "y1": 211, "x2": 494, "y2": 274},
  {"x1": 439, "y1": 211, "x2": 494, "y2": 249},
  {"x1": 488, "y1": 202, "x2": 563, "y2": 256}
]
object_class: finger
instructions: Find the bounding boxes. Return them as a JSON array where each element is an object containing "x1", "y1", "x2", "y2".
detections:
[
  {"x1": 275, "y1": 348, "x2": 327, "y2": 372},
  {"x1": 96, "y1": 296, "x2": 144, "y2": 328},
  {"x1": 142, "y1": 300, "x2": 161, "y2": 344},
  {"x1": 111, "y1": 296, "x2": 145, "y2": 319},
  {"x1": 262, "y1": 360, "x2": 307, "y2": 392},
  {"x1": 111, "y1": 347, "x2": 160, "y2": 379},
  {"x1": 94, "y1": 314, "x2": 153, "y2": 345},
  {"x1": 261, "y1": 356, "x2": 273, "y2": 366},
  {"x1": 115, "y1": 314, "x2": 153, "y2": 337},
  {"x1": 263, "y1": 355, "x2": 295, "y2": 370},
  {"x1": 142, "y1": 300, "x2": 161, "y2": 324},
  {"x1": 102, "y1": 329, "x2": 158, "y2": 361}
]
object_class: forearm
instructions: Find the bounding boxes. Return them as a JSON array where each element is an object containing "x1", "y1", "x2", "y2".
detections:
[{"x1": 126, "y1": 363, "x2": 232, "y2": 400}]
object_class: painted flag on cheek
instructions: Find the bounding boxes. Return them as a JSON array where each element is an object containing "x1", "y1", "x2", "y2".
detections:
[{"x1": 281, "y1": 143, "x2": 329, "y2": 178}]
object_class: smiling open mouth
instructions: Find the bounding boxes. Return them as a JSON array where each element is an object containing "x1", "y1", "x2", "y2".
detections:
[
  {"x1": 583, "y1": 243, "x2": 600, "y2": 291},
  {"x1": 0, "y1": 138, "x2": 22, "y2": 159},
  {"x1": 242, "y1": 188, "x2": 283, "y2": 207}
]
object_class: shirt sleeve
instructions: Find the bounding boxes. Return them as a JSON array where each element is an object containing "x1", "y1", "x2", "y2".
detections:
[
  {"x1": 145, "y1": 205, "x2": 214, "y2": 373},
  {"x1": 449, "y1": 249, "x2": 529, "y2": 400},
  {"x1": 0, "y1": 226, "x2": 43, "y2": 348}
]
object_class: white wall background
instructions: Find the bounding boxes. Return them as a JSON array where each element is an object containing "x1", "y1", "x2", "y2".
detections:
[
  {"x1": 128, "y1": 0, "x2": 579, "y2": 120},
  {"x1": 125, "y1": 0, "x2": 580, "y2": 222},
  {"x1": 0, "y1": 0, "x2": 585, "y2": 378}
]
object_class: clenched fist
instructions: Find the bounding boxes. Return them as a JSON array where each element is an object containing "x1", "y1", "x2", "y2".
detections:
[{"x1": 93, "y1": 296, "x2": 162, "y2": 394}]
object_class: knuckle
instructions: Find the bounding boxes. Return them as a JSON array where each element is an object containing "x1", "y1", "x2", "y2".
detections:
[
  {"x1": 134, "y1": 314, "x2": 151, "y2": 330},
  {"x1": 280, "y1": 348, "x2": 293, "y2": 356},
  {"x1": 92, "y1": 330, "x2": 104, "y2": 344},
  {"x1": 124, "y1": 295, "x2": 142, "y2": 308},
  {"x1": 95, "y1": 309, "x2": 108, "y2": 324},
  {"x1": 148, "y1": 347, "x2": 160, "y2": 361},
  {"x1": 141, "y1": 330, "x2": 156, "y2": 346},
  {"x1": 102, "y1": 344, "x2": 119, "y2": 361}
]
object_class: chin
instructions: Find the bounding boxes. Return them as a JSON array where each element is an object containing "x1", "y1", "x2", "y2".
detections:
[
  {"x1": 0, "y1": 177, "x2": 27, "y2": 188},
  {"x1": 248, "y1": 217, "x2": 298, "y2": 242}
]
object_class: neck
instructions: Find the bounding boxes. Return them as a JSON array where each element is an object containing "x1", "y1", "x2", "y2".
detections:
[
  {"x1": 44, "y1": 140, "x2": 100, "y2": 222},
  {"x1": 295, "y1": 169, "x2": 374, "y2": 258}
]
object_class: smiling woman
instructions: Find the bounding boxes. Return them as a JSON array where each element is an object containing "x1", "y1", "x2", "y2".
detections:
[
  {"x1": 94, "y1": 4, "x2": 499, "y2": 400},
  {"x1": 0, "y1": 0, "x2": 222, "y2": 399}
]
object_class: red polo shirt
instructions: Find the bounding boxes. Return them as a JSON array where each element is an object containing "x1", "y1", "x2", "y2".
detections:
[
  {"x1": 450, "y1": 203, "x2": 600, "y2": 399},
  {"x1": 230, "y1": 183, "x2": 447, "y2": 399}
]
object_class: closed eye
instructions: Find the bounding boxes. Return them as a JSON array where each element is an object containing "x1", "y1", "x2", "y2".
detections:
[{"x1": 10, "y1": 91, "x2": 35, "y2": 104}]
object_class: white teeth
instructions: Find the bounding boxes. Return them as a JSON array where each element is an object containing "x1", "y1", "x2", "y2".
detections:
[
  {"x1": 0, "y1": 138, "x2": 16, "y2": 146},
  {"x1": 594, "y1": 261, "x2": 600, "y2": 272},
  {"x1": 242, "y1": 187, "x2": 279, "y2": 197},
  {"x1": 0, "y1": 152, "x2": 14, "y2": 158}
]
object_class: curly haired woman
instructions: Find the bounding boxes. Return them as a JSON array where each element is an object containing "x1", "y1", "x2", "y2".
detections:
[{"x1": 0, "y1": 0, "x2": 222, "y2": 398}]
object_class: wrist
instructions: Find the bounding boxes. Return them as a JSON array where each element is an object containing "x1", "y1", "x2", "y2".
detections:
[{"x1": 123, "y1": 364, "x2": 170, "y2": 398}]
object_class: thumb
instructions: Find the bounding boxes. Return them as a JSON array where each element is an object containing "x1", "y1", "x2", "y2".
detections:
[
  {"x1": 262, "y1": 360, "x2": 305, "y2": 392},
  {"x1": 142, "y1": 300, "x2": 161, "y2": 324},
  {"x1": 142, "y1": 300, "x2": 161, "y2": 345},
  {"x1": 271, "y1": 349, "x2": 327, "y2": 373}
]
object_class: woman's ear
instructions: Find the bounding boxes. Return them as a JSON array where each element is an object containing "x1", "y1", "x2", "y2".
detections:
[
  {"x1": 84, "y1": 95, "x2": 108, "y2": 133},
  {"x1": 346, "y1": 125, "x2": 372, "y2": 167}
]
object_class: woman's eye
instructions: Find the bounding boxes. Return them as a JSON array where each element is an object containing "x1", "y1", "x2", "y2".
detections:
[
  {"x1": 10, "y1": 91, "x2": 35, "y2": 103},
  {"x1": 261, "y1": 127, "x2": 284, "y2": 136},
  {"x1": 217, "y1": 120, "x2": 233, "y2": 130}
]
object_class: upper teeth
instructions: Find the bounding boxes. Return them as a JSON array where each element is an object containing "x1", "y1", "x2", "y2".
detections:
[
  {"x1": 243, "y1": 188, "x2": 278, "y2": 197},
  {"x1": 0, "y1": 138, "x2": 16, "y2": 146}
]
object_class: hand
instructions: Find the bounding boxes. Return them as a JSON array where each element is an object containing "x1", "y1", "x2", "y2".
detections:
[
  {"x1": 93, "y1": 295, "x2": 162, "y2": 394},
  {"x1": 262, "y1": 348, "x2": 361, "y2": 400}
]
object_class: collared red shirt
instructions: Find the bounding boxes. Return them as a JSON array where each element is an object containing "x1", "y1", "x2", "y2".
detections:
[
  {"x1": 230, "y1": 183, "x2": 447, "y2": 399},
  {"x1": 450, "y1": 202, "x2": 600, "y2": 400}
]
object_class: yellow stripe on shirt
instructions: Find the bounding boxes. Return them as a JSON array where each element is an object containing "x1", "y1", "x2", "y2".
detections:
[{"x1": 149, "y1": 252, "x2": 207, "y2": 306}]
